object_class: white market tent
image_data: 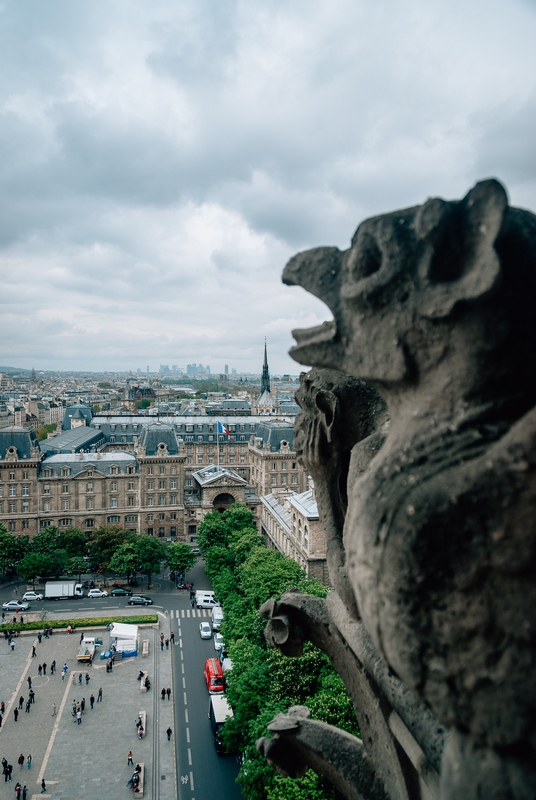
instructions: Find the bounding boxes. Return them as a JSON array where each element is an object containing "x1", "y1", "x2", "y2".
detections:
[{"x1": 109, "y1": 622, "x2": 138, "y2": 656}]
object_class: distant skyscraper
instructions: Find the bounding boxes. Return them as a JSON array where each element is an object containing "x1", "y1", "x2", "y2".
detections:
[
  {"x1": 147, "y1": 366, "x2": 150, "y2": 373},
  {"x1": 225, "y1": 365, "x2": 228, "y2": 375}
]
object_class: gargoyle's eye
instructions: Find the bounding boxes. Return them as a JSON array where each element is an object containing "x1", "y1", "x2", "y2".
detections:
[{"x1": 350, "y1": 234, "x2": 382, "y2": 280}]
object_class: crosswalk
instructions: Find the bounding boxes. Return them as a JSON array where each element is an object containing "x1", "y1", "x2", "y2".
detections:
[{"x1": 169, "y1": 608, "x2": 211, "y2": 618}]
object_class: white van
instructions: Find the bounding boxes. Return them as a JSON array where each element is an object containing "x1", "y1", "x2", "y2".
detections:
[
  {"x1": 211, "y1": 607, "x2": 224, "y2": 631},
  {"x1": 196, "y1": 590, "x2": 219, "y2": 609}
]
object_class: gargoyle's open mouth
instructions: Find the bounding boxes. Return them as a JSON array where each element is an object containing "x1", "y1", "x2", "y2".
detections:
[{"x1": 282, "y1": 245, "x2": 343, "y2": 369}]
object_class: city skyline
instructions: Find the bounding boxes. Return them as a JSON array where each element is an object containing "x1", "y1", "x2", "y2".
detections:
[{"x1": 1, "y1": 0, "x2": 534, "y2": 373}]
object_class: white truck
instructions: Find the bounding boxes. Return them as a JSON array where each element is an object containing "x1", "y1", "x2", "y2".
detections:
[
  {"x1": 208, "y1": 694, "x2": 233, "y2": 754},
  {"x1": 44, "y1": 581, "x2": 84, "y2": 601},
  {"x1": 211, "y1": 606, "x2": 224, "y2": 631},
  {"x1": 196, "y1": 590, "x2": 219, "y2": 609}
]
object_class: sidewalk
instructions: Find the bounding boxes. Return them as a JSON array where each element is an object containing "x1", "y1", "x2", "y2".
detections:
[{"x1": 0, "y1": 617, "x2": 176, "y2": 799}]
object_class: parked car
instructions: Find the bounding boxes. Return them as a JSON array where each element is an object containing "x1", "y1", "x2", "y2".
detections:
[
  {"x1": 128, "y1": 595, "x2": 153, "y2": 605},
  {"x1": 22, "y1": 591, "x2": 43, "y2": 602},
  {"x1": 87, "y1": 588, "x2": 108, "y2": 598},
  {"x1": 199, "y1": 622, "x2": 212, "y2": 639},
  {"x1": 2, "y1": 600, "x2": 29, "y2": 611},
  {"x1": 214, "y1": 633, "x2": 224, "y2": 651},
  {"x1": 110, "y1": 587, "x2": 132, "y2": 597}
]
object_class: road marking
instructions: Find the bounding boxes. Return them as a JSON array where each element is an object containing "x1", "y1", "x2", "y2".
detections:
[
  {"x1": 188, "y1": 748, "x2": 192, "y2": 766},
  {"x1": 0, "y1": 644, "x2": 34, "y2": 733},
  {"x1": 186, "y1": 728, "x2": 190, "y2": 742},
  {"x1": 184, "y1": 709, "x2": 189, "y2": 723},
  {"x1": 38, "y1": 665, "x2": 72, "y2": 781},
  {"x1": 179, "y1": 639, "x2": 182, "y2": 648},
  {"x1": 183, "y1": 692, "x2": 187, "y2": 705},
  {"x1": 180, "y1": 651, "x2": 183, "y2": 661},
  {"x1": 182, "y1": 677, "x2": 186, "y2": 688},
  {"x1": 181, "y1": 609, "x2": 185, "y2": 617},
  {"x1": 190, "y1": 771, "x2": 195, "y2": 790},
  {"x1": 181, "y1": 664, "x2": 184, "y2": 674}
]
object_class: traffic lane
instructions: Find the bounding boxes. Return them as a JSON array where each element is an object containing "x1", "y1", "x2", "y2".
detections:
[{"x1": 174, "y1": 611, "x2": 242, "y2": 800}]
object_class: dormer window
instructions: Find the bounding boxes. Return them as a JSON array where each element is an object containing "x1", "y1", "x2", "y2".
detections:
[
  {"x1": 61, "y1": 467, "x2": 70, "y2": 477},
  {"x1": 111, "y1": 425, "x2": 116, "y2": 431},
  {"x1": 110, "y1": 466, "x2": 118, "y2": 475}
]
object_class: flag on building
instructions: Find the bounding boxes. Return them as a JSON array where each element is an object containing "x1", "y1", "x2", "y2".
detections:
[{"x1": 217, "y1": 421, "x2": 230, "y2": 435}]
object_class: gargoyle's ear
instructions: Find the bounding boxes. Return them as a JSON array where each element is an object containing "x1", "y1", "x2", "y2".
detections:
[
  {"x1": 315, "y1": 390, "x2": 338, "y2": 443},
  {"x1": 416, "y1": 179, "x2": 507, "y2": 317}
]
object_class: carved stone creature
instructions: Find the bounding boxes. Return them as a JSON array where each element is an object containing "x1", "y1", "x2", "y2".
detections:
[{"x1": 278, "y1": 180, "x2": 536, "y2": 798}]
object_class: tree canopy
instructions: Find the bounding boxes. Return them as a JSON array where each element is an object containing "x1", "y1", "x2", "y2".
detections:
[{"x1": 167, "y1": 542, "x2": 197, "y2": 576}]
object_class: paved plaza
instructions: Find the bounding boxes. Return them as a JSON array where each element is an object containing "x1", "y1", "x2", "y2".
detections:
[{"x1": 0, "y1": 616, "x2": 176, "y2": 800}]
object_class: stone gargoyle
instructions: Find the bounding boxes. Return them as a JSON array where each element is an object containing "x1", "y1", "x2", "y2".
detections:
[{"x1": 258, "y1": 179, "x2": 536, "y2": 800}]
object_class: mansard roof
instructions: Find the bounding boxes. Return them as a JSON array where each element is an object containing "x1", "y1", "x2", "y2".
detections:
[
  {"x1": 193, "y1": 464, "x2": 247, "y2": 487},
  {"x1": 139, "y1": 422, "x2": 179, "y2": 455},
  {"x1": 41, "y1": 451, "x2": 137, "y2": 477},
  {"x1": 39, "y1": 426, "x2": 105, "y2": 455},
  {"x1": 0, "y1": 426, "x2": 40, "y2": 460},
  {"x1": 254, "y1": 420, "x2": 295, "y2": 451},
  {"x1": 62, "y1": 404, "x2": 94, "y2": 430}
]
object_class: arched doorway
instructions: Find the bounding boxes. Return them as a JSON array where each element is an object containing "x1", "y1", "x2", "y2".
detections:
[{"x1": 212, "y1": 492, "x2": 236, "y2": 513}]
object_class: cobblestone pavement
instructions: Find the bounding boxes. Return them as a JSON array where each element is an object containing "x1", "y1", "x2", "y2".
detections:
[{"x1": 0, "y1": 617, "x2": 176, "y2": 800}]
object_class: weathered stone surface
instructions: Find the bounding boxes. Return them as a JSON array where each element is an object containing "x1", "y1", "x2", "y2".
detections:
[{"x1": 260, "y1": 179, "x2": 536, "y2": 799}]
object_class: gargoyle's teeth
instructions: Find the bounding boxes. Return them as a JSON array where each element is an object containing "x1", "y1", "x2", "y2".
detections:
[{"x1": 291, "y1": 320, "x2": 337, "y2": 347}]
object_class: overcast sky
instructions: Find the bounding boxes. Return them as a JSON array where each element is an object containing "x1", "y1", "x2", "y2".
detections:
[{"x1": 1, "y1": 0, "x2": 535, "y2": 375}]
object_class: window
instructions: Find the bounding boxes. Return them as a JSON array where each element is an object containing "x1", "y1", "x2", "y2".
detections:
[
  {"x1": 271, "y1": 475, "x2": 277, "y2": 485},
  {"x1": 109, "y1": 435, "x2": 116, "y2": 442},
  {"x1": 186, "y1": 425, "x2": 193, "y2": 432},
  {"x1": 197, "y1": 457, "x2": 203, "y2": 464},
  {"x1": 240, "y1": 435, "x2": 245, "y2": 441},
  {"x1": 147, "y1": 527, "x2": 153, "y2": 535},
  {"x1": 158, "y1": 527, "x2": 165, "y2": 537},
  {"x1": 170, "y1": 479, "x2": 177, "y2": 489},
  {"x1": 9, "y1": 501, "x2": 16, "y2": 513},
  {"x1": 170, "y1": 512, "x2": 177, "y2": 520},
  {"x1": 121, "y1": 435, "x2": 127, "y2": 443},
  {"x1": 159, "y1": 513, "x2": 165, "y2": 521},
  {"x1": 159, "y1": 480, "x2": 166, "y2": 489},
  {"x1": 147, "y1": 480, "x2": 154, "y2": 489},
  {"x1": 111, "y1": 425, "x2": 116, "y2": 431},
  {"x1": 170, "y1": 526, "x2": 176, "y2": 536},
  {"x1": 147, "y1": 514, "x2": 153, "y2": 522},
  {"x1": 128, "y1": 481, "x2": 134, "y2": 490},
  {"x1": 147, "y1": 496, "x2": 154, "y2": 506},
  {"x1": 185, "y1": 479, "x2": 193, "y2": 487},
  {"x1": 84, "y1": 519, "x2": 95, "y2": 527},
  {"x1": 160, "y1": 466, "x2": 165, "y2": 475},
  {"x1": 86, "y1": 498, "x2": 94, "y2": 510},
  {"x1": 43, "y1": 500, "x2": 51, "y2": 512},
  {"x1": 240, "y1": 425, "x2": 245, "y2": 431},
  {"x1": 8, "y1": 521, "x2": 16, "y2": 532},
  {"x1": 147, "y1": 466, "x2": 153, "y2": 475},
  {"x1": 187, "y1": 457, "x2": 192, "y2": 465},
  {"x1": 23, "y1": 470, "x2": 29, "y2": 479},
  {"x1": 9, "y1": 486, "x2": 16, "y2": 496},
  {"x1": 208, "y1": 435, "x2": 213, "y2": 442},
  {"x1": 240, "y1": 457, "x2": 245, "y2": 464},
  {"x1": 125, "y1": 515, "x2": 138, "y2": 523},
  {"x1": 292, "y1": 462, "x2": 297, "y2": 470},
  {"x1": 281, "y1": 474, "x2": 287, "y2": 484},
  {"x1": 87, "y1": 482, "x2": 93, "y2": 492},
  {"x1": 197, "y1": 445, "x2": 204, "y2": 453},
  {"x1": 229, "y1": 457, "x2": 234, "y2": 464},
  {"x1": 110, "y1": 466, "x2": 118, "y2": 475},
  {"x1": 0, "y1": 487, "x2": 2, "y2": 498},
  {"x1": 22, "y1": 500, "x2": 29, "y2": 512},
  {"x1": 122, "y1": 425, "x2": 127, "y2": 432},
  {"x1": 281, "y1": 462, "x2": 287, "y2": 470},
  {"x1": 9, "y1": 472, "x2": 15, "y2": 480},
  {"x1": 188, "y1": 525, "x2": 197, "y2": 535},
  {"x1": 291, "y1": 475, "x2": 298, "y2": 484},
  {"x1": 240, "y1": 446, "x2": 245, "y2": 453},
  {"x1": 22, "y1": 485, "x2": 29, "y2": 496},
  {"x1": 128, "y1": 465, "x2": 135, "y2": 474},
  {"x1": 170, "y1": 494, "x2": 177, "y2": 504},
  {"x1": 159, "y1": 495, "x2": 165, "y2": 505},
  {"x1": 58, "y1": 518, "x2": 73, "y2": 527},
  {"x1": 229, "y1": 446, "x2": 234, "y2": 454},
  {"x1": 107, "y1": 515, "x2": 121, "y2": 524},
  {"x1": 128, "y1": 496, "x2": 134, "y2": 506},
  {"x1": 62, "y1": 499, "x2": 69, "y2": 510},
  {"x1": 43, "y1": 468, "x2": 52, "y2": 478},
  {"x1": 110, "y1": 481, "x2": 117, "y2": 491},
  {"x1": 186, "y1": 436, "x2": 193, "y2": 442},
  {"x1": 171, "y1": 466, "x2": 177, "y2": 475},
  {"x1": 110, "y1": 498, "x2": 118, "y2": 508},
  {"x1": 62, "y1": 483, "x2": 69, "y2": 494}
]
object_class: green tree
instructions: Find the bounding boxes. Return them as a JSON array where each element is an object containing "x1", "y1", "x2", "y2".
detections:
[
  {"x1": 238, "y1": 548, "x2": 305, "y2": 609},
  {"x1": 17, "y1": 552, "x2": 57, "y2": 586},
  {"x1": 88, "y1": 526, "x2": 134, "y2": 573},
  {"x1": 109, "y1": 542, "x2": 139, "y2": 582},
  {"x1": 134, "y1": 536, "x2": 167, "y2": 588},
  {"x1": 65, "y1": 556, "x2": 88, "y2": 583},
  {"x1": 31, "y1": 526, "x2": 61, "y2": 554},
  {"x1": 57, "y1": 527, "x2": 88, "y2": 558},
  {"x1": 0, "y1": 525, "x2": 28, "y2": 572},
  {"x1": 34, "y1": 422, "x2": 57, "y2": 441},
  {"x1": 136, "y1": 399, "x2": 151, "y2": 409},
  {"x1": 197, "y1": 511, "x2": 230, "y2": 551},
  {"x1": 167, "y1": 542, "x2": 196, "y2": 576}
]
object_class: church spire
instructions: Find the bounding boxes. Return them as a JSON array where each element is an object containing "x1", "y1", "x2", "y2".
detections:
[{"x1": 261, "y1": 339, "x2": 271, "y2": 394}]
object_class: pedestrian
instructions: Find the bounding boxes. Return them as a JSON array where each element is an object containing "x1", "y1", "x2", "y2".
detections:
[
  {"x1": 52, "y1": 703, "x2": 56, "y2": 716},
  {"x1": 85, "y1": 672, "x2": 90, "y2": 685},
  {"x1": 10, "y1": 640, "x2": 15, "y2": 651},
  {"x1": 72, "y1": 699, "x2": 76, "y2": 714},
  {"x1": 19, "y1": 696, "x2": 24, "y2": 709},
  {"x1": 165, "y1": 638, "x2": 169, "y2": 649},
  {"x1": 26, "y1": 756, "x2": 31, "y2": 770},
  {"x1": 40, "y1": 778, "x2": 46, "y2": 793},
  {"x1": 78, "y1": 672, "x2": 82, "y2": 685},
  {"x1": 191, "y1": 598, "x2": 195, "y2": 608},
  {"x1": 63, "y1": 663, "x2": 68, "y2": 673},
  {"x1": 42, "y1": 663, "x2": 47, "y2": 675},
  {"x1": 160, "y1": 639, "x2": 164, "y2": 651},
  {"x1": 170, "y1": 632, "x2": 175, "y2": 644},
  {"x1": 166, "y1": 687, "x2": 171, "y2": 700},
  {"x1": 50, "y1": 660, "x2": 56, "y2": 674},
  {"x1": 38, "y1": 664, "x2": 42, "y2": 676},
  {"x1": 79, "y1": 633, "x2": 84, "y2": 644},
  {"x1": 15, "y1": 782, "x2": 21, "y2": 799},
  {"x1": 166, "y1": 726, "x2": 172, "y2": 741},
  {"x1": 20, "y1": 615, "x2": 24, "y2": 624},
  {"x1": 127, "y1": 751, "x2": 133, "y2": 766},
  {"x1": 31, "y1": 646, "x2": 36, "y2": 658},
  {"x1": 37, "y1": 632, "x2": 42, "y2": 644},
  {"x1": 160, "y1": 632, "x2": 164, "y2": 643},
  {"x1": 0, "y1": 712, "x2": 3, "y2": 728},
  {"x1": 18, "y1": 754, "x2": 24, "y2": 770},
  {"x1": 0, "y1": 701, "x2": 4, "y2": 714},
  {"x1": 25, "y1": 701, "x2": 30, "y2": 713},
  {"x1": 89, "y1": 694, "x2": 95, "y2": 709},
  {"x1": 61, "y1": 669, "x2": 65, "y2": 681},
  {"x1": 7, "y1": 764, "x2": 13, "y2": 782},
  {"x1": 27, "y1": 677, "x2": 31, "y2": 689},
  {"x1": 13, "y1": 708, "x2": 18, "y2": 722},
  {"x1": 80, "y1": 698, "x2": 85, "y2": 714},
  {"x1": 97, "y1": 687, "x2": 102, "y2": 702},
  {"x1": 161, "y1": 687, "x2": 166, "y2": 700},
  {"x1": 22, "y1": 786, "x2": 28, "y2": 800},
  {"x1": 29, "y1": 689, "x2": 35, "y2": 704},
  {"x1": 76, "y1": 709, "x2": 82, "y2": 725}
]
